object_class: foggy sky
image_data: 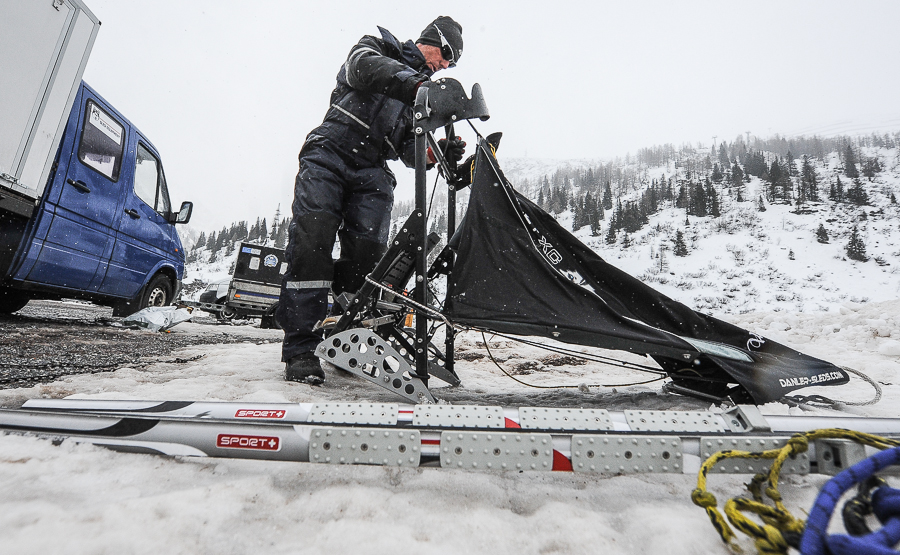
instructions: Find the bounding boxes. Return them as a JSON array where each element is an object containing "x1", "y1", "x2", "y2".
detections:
[{"x1": 80, "y1": 0, "x2": 900, "y2": 231}]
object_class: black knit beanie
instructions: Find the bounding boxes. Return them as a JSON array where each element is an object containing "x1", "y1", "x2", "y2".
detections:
[{"x1": 416, "y1": 16, "x2": 463, "y2": 62}]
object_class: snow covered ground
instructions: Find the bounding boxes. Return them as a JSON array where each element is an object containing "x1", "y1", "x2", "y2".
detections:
[{"x1": 1, "y1": 298, "x2": 899, "y2": 554}]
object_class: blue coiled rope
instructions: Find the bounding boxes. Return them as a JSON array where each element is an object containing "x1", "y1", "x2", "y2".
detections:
[{"x1": 801, "y1": 446, "x2": 900, "y2": 555}]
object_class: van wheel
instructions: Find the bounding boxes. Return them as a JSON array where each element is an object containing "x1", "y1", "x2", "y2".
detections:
[
  {"x1": 0, "y1": 289, "x2": 29, "y2": 314},
  {"x1": 141, "y1": 275, "x2": 172, "y2": 309}
]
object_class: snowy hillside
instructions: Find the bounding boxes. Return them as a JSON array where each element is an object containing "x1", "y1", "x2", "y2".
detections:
[{"x1": 498, "y1": 134, "x2": 900, "y2": 316}]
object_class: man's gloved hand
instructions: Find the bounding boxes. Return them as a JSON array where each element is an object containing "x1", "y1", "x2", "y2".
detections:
[
  {"x1": 438, "y1": 136, "x2": 466, "y2": 163},
  {"x1": 405, "y1": 77, "x2": 431, "y2": 106}
]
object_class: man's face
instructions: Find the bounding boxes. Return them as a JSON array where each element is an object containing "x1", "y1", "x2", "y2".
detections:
[{"x1": 417, "y1": 44, "x2": 451, "y2": 72}]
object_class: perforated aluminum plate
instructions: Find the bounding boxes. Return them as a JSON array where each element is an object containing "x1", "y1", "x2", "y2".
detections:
[
  {"x1": 307, "y1": 403, "x2": 398, "y2": 426},
  {"x1": 571, "y1": 435, "x2": 683, "y2": 474},
  {"x1": 517, "y1": 407, "x2": 614, "y2": 431},
  {"x1": 700, "y1": 436, "x2": 809, "y2": 474},
  {"x1": 625, "y1": 410, "x2": 725, "y2": 433},
  {"x1": 317, "y1": 329, "x2": 434, "y2": 404},
  {"x1": 308, "y1": 427, "x2": 420, "y2": 466},
  {"x1": 440, "y1": 431, "x2": 554, "y2": 471},
  {"x1": 414, "y1": 405, "x2": 505, "y2": 428}
]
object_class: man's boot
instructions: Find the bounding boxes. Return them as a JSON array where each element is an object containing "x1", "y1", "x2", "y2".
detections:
[{"x1": 285, "y1": 352, "x2": 325, "y2": 385}]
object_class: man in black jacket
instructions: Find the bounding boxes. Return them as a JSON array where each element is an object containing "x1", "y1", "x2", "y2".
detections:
[{"x1": 276, "y1": 16, "x2": 466, "y2": 384}]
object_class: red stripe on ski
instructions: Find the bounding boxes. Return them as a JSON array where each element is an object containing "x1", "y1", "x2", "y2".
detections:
[
  {"x1": 504, "y1": 418, "x2": 521, "y2": 428},
  {"x1": 552, "y1": 450, "x2": 573, "y2": 471},
  {"x1": 421, "y1": 439, "x2": 441, "y2": 445}
]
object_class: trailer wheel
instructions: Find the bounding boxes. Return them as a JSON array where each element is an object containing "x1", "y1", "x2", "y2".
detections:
[
  {"x1": 260, "y1": 302, "x2": 282, "y2": 330},
  {"x1": 0, "y1": 288, "x2": 30, "y2": 314},
  {"x1": 217, "y1": 304, "x2": 237, "y2": 322},
  {"x1": 140, "y1": 275, "x2": 172, "y2": 309}
]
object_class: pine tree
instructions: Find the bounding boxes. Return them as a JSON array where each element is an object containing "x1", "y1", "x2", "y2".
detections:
[
  {"x1": 862, "y1": 157, "x2": 881, "y2": 181},
  {"x1": 830, "y1": 176, "x2": 845, "y2": 202},
  {"x1": 602, "y1": 181, "x2": 613, "y2": 211},
  {"x1": 843, "y1": 143, "x2": 859, "y2": 178},
  {"x1": 275, "y1": 217, "x2": 290, "y2": 249},
  {"x1": 891, "y1": 192, "x2": 897, "y2": 204},
  {"x1": 757, "y1": 195, "x2": 767, "y2": 212},
  {"x1": 731, "y1": 163, "x2": 744, "y2": 187},
  {"x1": 605, "y1": 223, "x2": 617, "y2": 245},
  {"x1": 707, "y1": 183, "x2": 720, "y2": 217},
  {"x1": 673, "y1": 230, "x2": 688, "y2": 257},
  {"x1": 816, "y1": 223, "x2": 829, "y2": 244},
  {"x1": 718, "y1": 143, "x2": 730, "y2": 168},
  {"x1": 711, "y1": 164, "x2": 723, "y2": 183},
  {"x1": 195, "y1": 231, "x2": 207, "y2": 249},
  {"x1": 846, "y1": 225, "x2": 868, "y2": 261},
  {"x1": 845, "y1": 179, "x2": 869, "y2": 206}
]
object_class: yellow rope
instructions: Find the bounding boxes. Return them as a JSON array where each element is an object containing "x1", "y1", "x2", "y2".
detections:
[{"x1": 692, "y1": 428, "x2": 900, "y2": 554}]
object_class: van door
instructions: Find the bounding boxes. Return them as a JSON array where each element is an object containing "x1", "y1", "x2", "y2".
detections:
[
  {"x1": 24, "y1": 91, "x2": 126, "y2": 290},
  {"x1": 98, "y1": 139, "x2": 177, "y2": 298}
]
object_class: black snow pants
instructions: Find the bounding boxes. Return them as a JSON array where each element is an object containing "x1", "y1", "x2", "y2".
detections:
[{"x1": 276, "y1": 140, "x2": 393, "y2": 362}]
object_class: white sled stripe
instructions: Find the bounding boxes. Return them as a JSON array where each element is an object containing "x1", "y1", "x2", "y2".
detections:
[{"x1": 286, "y1": 281, "x2": 332, "y2": 290}]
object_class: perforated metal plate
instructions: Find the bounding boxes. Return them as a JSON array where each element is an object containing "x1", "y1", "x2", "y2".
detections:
[
  {"x1": 308, "y1": 427, "x2": 420, "y2": 466},
  {"x1": 307, "y1": 403, "x2": 398, "y2": 426},
  {"x1": 571, "y1": 435, "x2": 683, "y2": 474},
  {"x1": 414, "y1": 405, "x2": 505, "y2": 428},
  {"x1": 625, "y1": 410, "x2": 725, "y2": 433},
  {"x1": 440, "y1": 431, "x2": 554, "y2": 471},
  {"x1": 317, "y1": 329, "x2": 435, "y2": 404},
  {"x1": 700, "y1": 437, "x2": 809, "y2": 474},
  {"x1": 518, "y1": 407, "x2": 614, "y2": 431}
]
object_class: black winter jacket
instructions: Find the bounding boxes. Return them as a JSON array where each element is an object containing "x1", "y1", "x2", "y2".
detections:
[{"x1": 304, "y1": 27, "x2": 432, "y2": 169}]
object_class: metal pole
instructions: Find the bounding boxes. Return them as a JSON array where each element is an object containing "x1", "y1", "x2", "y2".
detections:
[
  {"x1": 413, "y1": 130, "x2": 429, "y2": 383},
  {"x1": 445, "y1": 163, "x2": 456, "y2": 377}
]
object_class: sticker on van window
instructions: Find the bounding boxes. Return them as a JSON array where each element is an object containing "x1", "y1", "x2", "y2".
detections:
[
  {"x1": 264, "y1": 254, "x2": 278, "y2": 267},
  {"x1": 249, "y1": 257, "x2": 260, "y2": 270},
  {"x1": 88, "y1": 105, "x2": 123, "y2": 145},
  {"x1": 242, "y1": 247, "x2": 262, "y2": 255},
  {"x1": 280, "y1": 262, "x2": 287, "y2": 274}
]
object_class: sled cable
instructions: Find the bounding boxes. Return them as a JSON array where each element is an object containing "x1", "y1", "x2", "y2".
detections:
[
  {"x1": 477, "y1": 329, "x2": 667, "y2": 375},
  {"x1": 364, "y1": 276, "x2": 455, "y2": 329},
  {"x1": 481, "y1": 332, "x2": 667, "y2": 390},
  {"x1": 781, "y1": 366, "x2": 882, "y2": 408}
]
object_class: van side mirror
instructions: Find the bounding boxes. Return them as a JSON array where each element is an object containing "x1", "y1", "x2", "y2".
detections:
[{"x1": 172, "y1": 201, "x2": 193, "y2": 224}]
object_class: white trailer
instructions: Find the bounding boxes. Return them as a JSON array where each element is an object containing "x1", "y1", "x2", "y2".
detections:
[{"x1": 0, "y1": 0, "x2": 100, "y2": 217}]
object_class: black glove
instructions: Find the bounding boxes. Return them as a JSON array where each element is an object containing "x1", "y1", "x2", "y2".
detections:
[
  {"x1": 405, "y1": 77, "x2": 431, "y2": 106},
  {"x1": 437, "y1": 136, "x2": 466, "y2": 163}
]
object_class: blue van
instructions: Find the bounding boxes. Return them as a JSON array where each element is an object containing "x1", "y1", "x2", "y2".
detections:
[{"x1": 0, "y1": 82, "x2": 192, "y2": 315}]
